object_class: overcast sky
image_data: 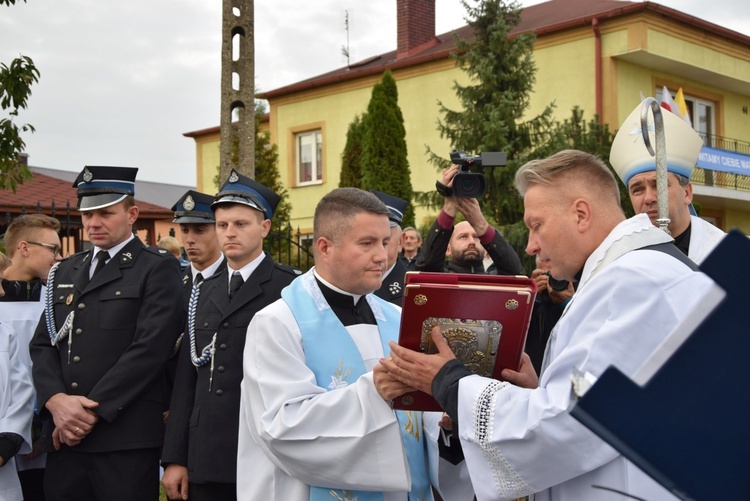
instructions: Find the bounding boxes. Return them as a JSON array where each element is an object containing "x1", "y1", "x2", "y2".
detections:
[{"x1": 1, "y1": 0, "x2": 748, "y2": 186}]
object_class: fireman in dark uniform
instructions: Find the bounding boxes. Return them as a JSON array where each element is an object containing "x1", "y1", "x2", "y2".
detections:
[
  {"x1": 371, "y1": 190, "x2": 410, "y2": 306},
  {"x1": 171, "y1": 190, "x2": 224, "y2": 302},
  {"x1": 164, "y1": 190, "x2": 225, "y2": 418},
  {"x1": 30, "y1": 166, "x2": 185, "y2": 501},
  {"x1": 161, "y1": 170, "x2": 300, "y2": 501}
]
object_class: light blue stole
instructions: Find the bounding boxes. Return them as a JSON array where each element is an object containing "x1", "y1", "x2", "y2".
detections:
[{"x1": 281, "y1": 271, "x2": 431, "y2": 501}]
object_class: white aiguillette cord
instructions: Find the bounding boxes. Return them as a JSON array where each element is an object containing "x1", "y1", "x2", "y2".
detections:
[{"x1": 45, "y1": 262, "x2": 76, "y2": 363}]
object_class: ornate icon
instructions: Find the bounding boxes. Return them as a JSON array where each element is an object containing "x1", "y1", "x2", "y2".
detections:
[
  {"x1": 414, "y1": 294, "x2": 427, "y2": 306},
  {"x1": 401, "y1": 395, "x2": 414, "y2": 406},
  {"x1": 506, "y1": 299, "x2": 519, "y2": 310},
  {"x1": 420, "y1": 318, "x2": 503, "y2": 376},
  {"x1": 228, "y1": 171, "x2": 239, "y2": 183},
  {"x1": 82, "y1": 167, "x2": 93, "y2": 182}
]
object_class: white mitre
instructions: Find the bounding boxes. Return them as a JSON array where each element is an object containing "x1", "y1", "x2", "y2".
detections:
[{"x1": 610, "y1": 100, "x2": 703, "y2": 185}]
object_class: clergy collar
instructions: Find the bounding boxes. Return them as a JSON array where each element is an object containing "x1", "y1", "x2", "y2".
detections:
[
  {"x1": 673, "y1": 221, "x2": 692, "y2": 257},
  {"x1": 313, "y1": 268, "x2": 363, "y2": 305}
]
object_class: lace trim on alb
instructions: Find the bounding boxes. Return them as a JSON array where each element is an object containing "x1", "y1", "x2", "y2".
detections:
[{"x1": 475, "y1": 380, "x2": 535, "y2": 499}]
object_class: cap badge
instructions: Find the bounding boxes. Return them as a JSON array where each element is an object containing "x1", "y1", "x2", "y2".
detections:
[
  {"x1": 183, "y1": 195, "x2": 196, "y2": 211},
  {"x1": 228, "y1": 171, "x2": 239, "y2": 183},
  {"x1": 83, "y1": 167, "x2": 93, "y2": 183}
]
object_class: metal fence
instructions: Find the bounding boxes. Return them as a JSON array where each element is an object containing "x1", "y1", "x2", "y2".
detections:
[
  {"x1": 692, "y1": 167, "x2": 750, "y2": 192},
  {"x1": 2, "y1": 201, "x2": 81, "y2": 256},
  {"x1": 700, "y1": 133, "x2": 750, "y2": 156},
  {"x1": 0, "y1": 205, "x2": 543, "y2": 279},
  {"x1": 264, "y1": 225, "x2": 314, "y2": 272}
]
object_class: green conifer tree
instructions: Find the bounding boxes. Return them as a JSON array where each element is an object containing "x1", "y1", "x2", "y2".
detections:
[
  {"x1": 360, "y1": 70, "x2": 414, "y2": 227},
  {"x1": 422, "y1": 0, "x2": 555, "y2": 226},
  {"x1": 339, "y1": 114, "x2": 366, "y2": 189}
]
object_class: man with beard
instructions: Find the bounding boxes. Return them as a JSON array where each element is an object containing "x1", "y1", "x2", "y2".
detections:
[{"x1": 415, "y1": 165, "x2": 522, "y2": 275}]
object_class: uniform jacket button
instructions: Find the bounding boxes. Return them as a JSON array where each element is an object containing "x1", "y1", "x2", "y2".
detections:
[
  {"x1": 218, "y1": 366, "x2": 225, "y2": 373},
  {"x1": 73, "y1": 356, "x2": 81, "y2": 363},
  {"x1": 71, "y1": 382, "x2": 79, "y2": 389},
  {"x1": 220, "y1": 343, "x2": 227, "y2": 350},
  {"x1": 75, "y1": 328, "x2": 83, "y2": 335},
  {"x1": 77, "y1": 303, "x2": 85, "y2": 309},
  {"x1": 216, "y1": 389, "x2": 224, "y2": 396}
]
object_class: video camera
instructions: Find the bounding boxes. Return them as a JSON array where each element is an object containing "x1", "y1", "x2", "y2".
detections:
[
  {"x1": 437, "y1": 150, "x2": 507, "y2": 198},
  {"x1": 544, "y1": 271, "x2": 570, "y2": 292}
]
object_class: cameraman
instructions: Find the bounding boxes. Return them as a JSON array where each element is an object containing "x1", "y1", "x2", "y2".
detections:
[
  {"x1": 415, "y1": 165, "x2": 522, "y2": 275},
  {"x1": 526, "y1": 256, "x2": 576, "y2": 373}
]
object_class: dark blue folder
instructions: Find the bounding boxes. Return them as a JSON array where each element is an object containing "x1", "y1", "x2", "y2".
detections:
[{"x1": 570, "y1": 230, "x2": 749, "y2": 501}]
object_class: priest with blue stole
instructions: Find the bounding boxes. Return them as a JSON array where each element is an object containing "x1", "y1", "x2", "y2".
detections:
[{"x1": 237, "y1": 188, "x2": 473, "y2": 501}]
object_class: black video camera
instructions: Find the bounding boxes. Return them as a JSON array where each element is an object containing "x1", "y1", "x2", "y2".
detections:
[
  {"x1": 544, "y1": 271, "x2": 570, "y2": 292},
  {"x1": 439, "y1": 150, "x2": 507, "y2": 198}
]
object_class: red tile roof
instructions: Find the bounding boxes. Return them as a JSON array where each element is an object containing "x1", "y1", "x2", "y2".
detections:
[
  {"x1": 0, "y1": 170, "x2": 173, "y2": 218},
  {"x1": 258, "y1": 0, "x2": 750, "y2": 99}
]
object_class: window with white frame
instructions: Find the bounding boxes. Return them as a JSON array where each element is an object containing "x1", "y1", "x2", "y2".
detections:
[
  {"x1": 656, "y1": 88, "x2": 715, "y2": 144},
  {"x1": 296, "y1": 130, "x2": 323, "y2": 184}
]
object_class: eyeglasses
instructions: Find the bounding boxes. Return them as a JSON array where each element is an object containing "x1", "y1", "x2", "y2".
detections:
[{"x1": 27, "y1": 241, "x2": 63, "y2": 257}]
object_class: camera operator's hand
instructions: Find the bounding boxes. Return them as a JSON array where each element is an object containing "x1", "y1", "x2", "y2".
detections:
[
  {"x1": 456, "y1": 197, "x2": 489, "y2": 237},
  {"x1": 439, "y1": 165, "x2": 459, "y2": 217},
  {"x1": 531, "y1": 268, "x2": 549, "y2": 294},
  {"x1": 548, "y1": 280, "x2": 575, "y2": 304}
]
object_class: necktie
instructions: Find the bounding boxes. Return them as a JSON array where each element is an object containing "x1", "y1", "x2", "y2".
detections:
[
  {"x1": 194, "y1": 272, "x2": 204, "y2": 285},
  {"x1": 228, "y1": 272, "x2": 243, "y2": 300},
  {"x1": 92, "y1": 250, "x2": 109, "y2": 278}
]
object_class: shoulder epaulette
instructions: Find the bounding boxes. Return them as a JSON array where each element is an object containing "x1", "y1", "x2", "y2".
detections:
[
  {"x1": 144, "y1": 246, "x2": 173, "y2": 258},
  {"x1": 275, "y1": 263, "x2": 304, "y2": 276}
]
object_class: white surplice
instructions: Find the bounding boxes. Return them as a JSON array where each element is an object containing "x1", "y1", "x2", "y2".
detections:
[
  {"x1": 0, "y1": 288, "x2": 47, "y2": 472},
  {"x1": 0, "y1": 323, "x2": 34, "y2": 501},
  {"x1": 237, "y1": 281, "x2": 473, "y2": 501},
  {"x1": 456, "y1": 215, "x2": 716, "y2": 501},
  {"x1": 688, "y1": 215, "x2": 725, "y2": 264}
]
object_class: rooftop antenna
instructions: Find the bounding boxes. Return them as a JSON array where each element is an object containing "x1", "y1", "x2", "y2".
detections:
[{"x1": 342, "y1": 10, "x2": 350, "y2": 66}]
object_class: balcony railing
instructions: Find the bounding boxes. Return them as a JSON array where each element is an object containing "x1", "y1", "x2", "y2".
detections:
[
  {"x1": 699, "y1": 133, "x2": 750, "y2": 155},
  {"x1": 691, "y1": 133, "x2": 750, "y2": 192},
  {"x1": 692, "y1": 168, "x2": 750, "y2": 191}
]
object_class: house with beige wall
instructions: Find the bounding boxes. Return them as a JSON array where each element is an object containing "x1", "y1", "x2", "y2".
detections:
[{"x1": 185, "y1": 0, "x2": 750, "y2": 237}]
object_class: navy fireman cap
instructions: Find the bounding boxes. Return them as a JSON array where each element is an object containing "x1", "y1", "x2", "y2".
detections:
[
  {"x1": 370, "y1": 190, "x2": 407, "y2": 227},
  {"x1": 73, "y1": 166, "x2": 138, "y2": 211},
  {"x1": 171, "y1": 190, "x2": 216, "y2": 224},
  {"x1": 211, "y1": 169, "x2": 280, "y2": 219}
]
